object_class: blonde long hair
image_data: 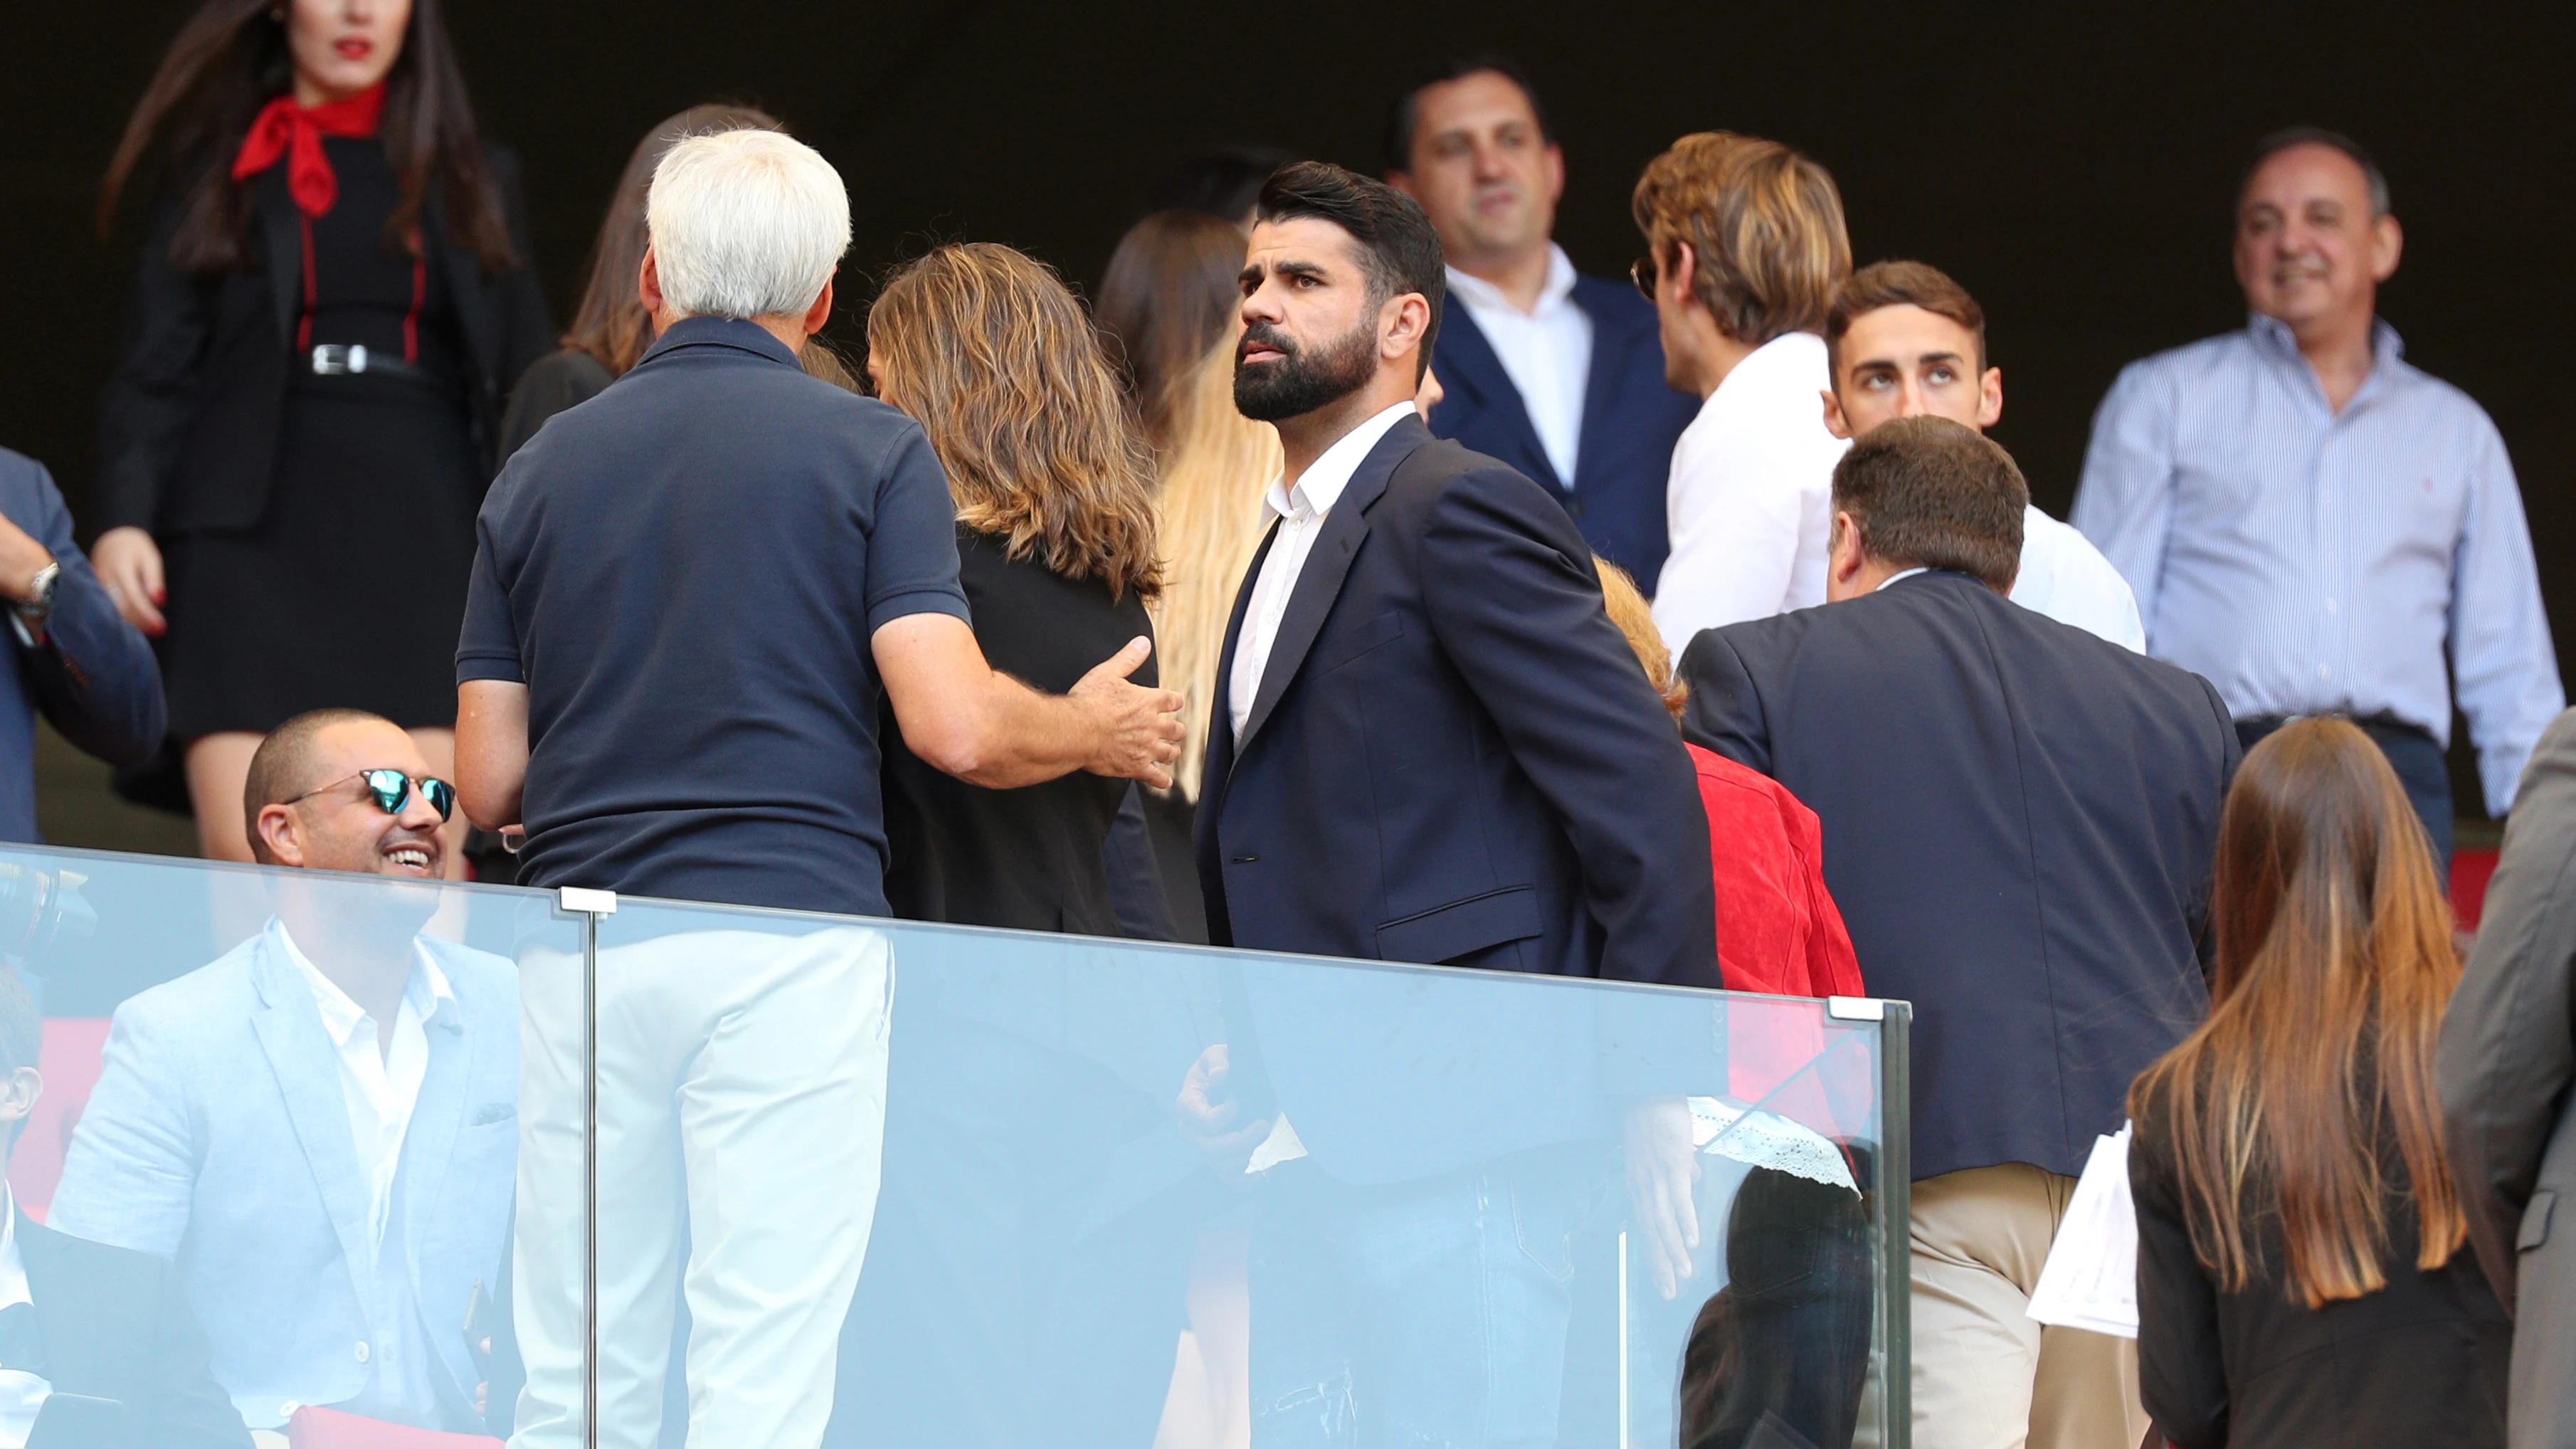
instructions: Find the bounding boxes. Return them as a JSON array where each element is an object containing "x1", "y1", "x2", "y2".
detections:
[
  {"x1": 2128, "y1": 717, "x2": 2467, "y2": 1309},
  {"x1": 868, "y1": 243, "x2": 1161, "y2": 599},
  {"x1": 1153, "y1": 328, "x2": 1280, "y2": 798}
]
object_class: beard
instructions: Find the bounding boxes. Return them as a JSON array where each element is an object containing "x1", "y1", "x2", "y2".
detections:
[{"x1": 1234, "y1": 316, "x2": 1379, "y2": 422}]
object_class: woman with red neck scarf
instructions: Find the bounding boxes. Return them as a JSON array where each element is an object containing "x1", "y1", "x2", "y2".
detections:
[{"x1": 93, "y1": 0, "x2": 550, "y2": 877}]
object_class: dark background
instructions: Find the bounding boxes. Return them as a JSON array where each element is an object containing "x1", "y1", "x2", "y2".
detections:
[{"x1": 2, "y1": 0, "x2": 2570, "y2": 843}]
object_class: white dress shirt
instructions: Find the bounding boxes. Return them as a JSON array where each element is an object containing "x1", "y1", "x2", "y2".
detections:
[
  {"x1": 1445, "y1": 246, "x2": 1593, "y2": 488},
  {"x1": 0, "y1": 1189, "x2": 46, "y2": 1449},
  {"x1": 272, "y1": 918, "x2": 456, "y2": 1426},
  {"x1": 1230, "y1": 402, "x2": 1419, "y2": 743},
  {"x1": 1651, "y1": 332, "x2": 1849, "y2": 655},
  {"x1": 2012, "y1": 506, "x2": 2145, "y2": 651}
]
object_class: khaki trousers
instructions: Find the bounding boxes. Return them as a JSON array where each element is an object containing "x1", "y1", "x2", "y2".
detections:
[{"x1": 1910, "y1": 1164, "x2": 2150, "y2": 1449}]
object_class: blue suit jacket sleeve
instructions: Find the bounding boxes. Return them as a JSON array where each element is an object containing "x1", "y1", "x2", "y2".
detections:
[
  {"x1": 4, "y1": 453, "x2": 164, "y2": 766},
  {"x1": 1414, "y1": 462, "x2": 1717, "y2": 986},
  {"x1": 1675, "y1": 625, "x2": 1773, "y2": 776}
]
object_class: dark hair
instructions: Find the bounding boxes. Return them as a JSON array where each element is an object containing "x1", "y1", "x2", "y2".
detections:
[
  {"x1": 2243, "y1": 126, "x2": 2391, "y2": 217},
  {"x1": 1384, "y1": 54, "x2": 1550, "y2": 175},
  {"x1": 563, "y1": 104, "x2": 783, "y2": 376},
  {"x1": 243, "y1": 707, "x2": 389, "y2": 863},
  {"x1": 100, "y1": 0, "x2": 514, "y2": 274},
  {"x1": 1145, "y1": 145, "x2": 1296, "y2": 225},
  {"x1": 1254, "y1": 162, "x2": 1445, "y2": 376},
  {"x1": 1095, "y1": 210, "x2": 1252, "y2": 446},
  {"x1": 1826, "y1": 260, "x2": 1988, "y2": 375},
  {"x1": 1830, "y1": 416, "x2": 2027, "y2": 590}
]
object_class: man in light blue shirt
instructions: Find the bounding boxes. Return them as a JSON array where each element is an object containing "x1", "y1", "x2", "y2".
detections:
[{"x1": 2074, "y1": 127, "x2": 2562, "y2": 865}]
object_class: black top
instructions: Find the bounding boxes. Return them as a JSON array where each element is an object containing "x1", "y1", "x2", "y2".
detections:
[
  {"x1": 2132, "y1": 1105, "x2": 2510, "y2": 1448},
  {"x1": 457, "y1": 317, "x2": 971, "y2": 916},
  {"x1": 881, "y1": 526, "x2": 1153, "y2": 934},
  {"x1": 16, "y1": 1209, "x2": 250, "y2": 1447},
  {"x1": 1679, "y1": 570, "x2": 2242, "y2": 1181},
  {"x1": 497, "y1": 348, "x2": 614, "y2": 463}
]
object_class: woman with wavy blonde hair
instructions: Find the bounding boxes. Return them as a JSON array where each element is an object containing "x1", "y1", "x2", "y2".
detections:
[{"x1": 864, "y1": 241, "x2": 1163, "y2": 932}]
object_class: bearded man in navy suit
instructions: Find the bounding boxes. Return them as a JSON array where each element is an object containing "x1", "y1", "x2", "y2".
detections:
[{"x1": 1387, "y1": 56, "x2": 1699, "y2": 589}]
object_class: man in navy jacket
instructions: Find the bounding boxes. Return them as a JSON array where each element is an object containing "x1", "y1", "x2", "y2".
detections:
[
  {"x1": 1679, "y1": 418, "x2": 2237, "y2": 1449},
  {"x1": 1387, "y1": 57, "x2": 1698, "y2": 588},
  {"x1": 0, "y1": 448, "x2": 163, "y2": 841}
]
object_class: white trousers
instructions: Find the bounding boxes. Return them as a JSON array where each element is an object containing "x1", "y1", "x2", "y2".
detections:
[{"x1": 510, "y1": 927, "x2": 893, "y2": 1449}]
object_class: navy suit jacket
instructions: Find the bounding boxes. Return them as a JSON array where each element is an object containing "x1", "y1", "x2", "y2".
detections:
[
  {"x1": 1196, "y1": 415, "x2": 1713, "y2": 985},
  {"x1": 0, "y1": 448, "x2": 164, "y2": 842},
  {"x1": 1678, "y1": 571, "x2": 2239, "y2": 1181},
  {"x1": 1425, "y1": 273, "x2": 1698, "y2": 589}
]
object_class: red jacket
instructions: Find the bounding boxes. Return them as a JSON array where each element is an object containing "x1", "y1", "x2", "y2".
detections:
[{"x1": 1691, "y1": 743, "x2": 1862, "y2": 1000}]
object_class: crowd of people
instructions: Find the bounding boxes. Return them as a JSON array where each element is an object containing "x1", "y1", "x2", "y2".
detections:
[{"x1": 0, "y1": 0, "x2": 2569, "y2": 1445}]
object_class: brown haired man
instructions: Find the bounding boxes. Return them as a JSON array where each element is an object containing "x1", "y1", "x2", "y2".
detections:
[
  {"x1": 1821, "y1": 260, "x2": 2142, "y2": 649},
  {"x1": 1630, "y1": 132, "x2": 1854, "y2": 655},
  {"x1": 1679, "y1": 417, "x2": 2240, "y2": 1449}
]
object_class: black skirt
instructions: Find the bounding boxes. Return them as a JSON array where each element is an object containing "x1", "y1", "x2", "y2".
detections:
[{"x1": 160, "y1": 369, "x2": 482, "y2": 737}]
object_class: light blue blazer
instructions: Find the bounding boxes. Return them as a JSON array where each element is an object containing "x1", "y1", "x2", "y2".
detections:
[{"x1": 48, "y1": 925, "x2": 518, "y2": 1430}]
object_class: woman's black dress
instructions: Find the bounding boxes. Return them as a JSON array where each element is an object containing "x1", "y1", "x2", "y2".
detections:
[
  {"x1": 880, "y1": 525, "x2": 1155, "y2": 933},
  {"x1": 158, "y1": 138, "x2": 490, "y2": 737}
]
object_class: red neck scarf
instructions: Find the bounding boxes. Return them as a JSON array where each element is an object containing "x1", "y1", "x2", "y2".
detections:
[{"x1": 231, "y1": 84, "x2": 386, "y2": 218}]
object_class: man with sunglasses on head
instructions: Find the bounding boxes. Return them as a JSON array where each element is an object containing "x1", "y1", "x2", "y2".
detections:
[{"x1": 53, "y1": 709, "x2": 518, "y2": 1440}]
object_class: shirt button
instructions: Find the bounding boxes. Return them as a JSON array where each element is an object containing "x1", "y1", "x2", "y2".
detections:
[{"x1": 354, "y1": 1340, "x2": 371, "y2": 1364}]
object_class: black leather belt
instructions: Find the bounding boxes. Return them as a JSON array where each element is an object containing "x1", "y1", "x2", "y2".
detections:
[{"x1": 307, "y1": 344, "x2": 430, "y2": 382}]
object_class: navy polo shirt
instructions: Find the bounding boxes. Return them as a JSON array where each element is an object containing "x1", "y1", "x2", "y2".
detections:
[{"x1": 457, "y1": 317, "x2": 970, "y2": 916}]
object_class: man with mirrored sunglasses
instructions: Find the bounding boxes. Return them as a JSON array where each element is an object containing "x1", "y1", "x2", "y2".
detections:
[{"x1": 53, "y1": 708, "x2": 519, "y2": 1440}]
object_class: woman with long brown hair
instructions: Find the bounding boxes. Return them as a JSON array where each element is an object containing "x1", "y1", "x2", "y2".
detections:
[
  {"x1": 863, "y1": 241, "x2": 1162, "y2": 932},
  {"x1": 92, "y1": 0, "x2": 551, "y2": 872},
  {"x1": 2128, "y1": 717, "x2": 2508, "y2": 1448},
  {"x1": 496, "y1": 102, "x2": 857, "y2": 459},
  {"x1": 1095, "y1": 209, "x2": 1281, "y2": 807}
]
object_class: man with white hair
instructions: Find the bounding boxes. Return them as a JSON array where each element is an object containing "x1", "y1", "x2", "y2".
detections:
[{"x1": 452, "y1": 130, "x2": 1183, "y2": 1447}]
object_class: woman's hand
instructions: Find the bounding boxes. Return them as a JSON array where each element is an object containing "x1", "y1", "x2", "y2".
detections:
[{"x1": 90, "y1": 527, "x2": 167, "y2": 636}]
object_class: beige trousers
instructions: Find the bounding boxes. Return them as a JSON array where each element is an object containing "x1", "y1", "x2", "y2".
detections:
[{"x1": 1910, "y1": 1164, "x2": 2150, "y2": 1449}]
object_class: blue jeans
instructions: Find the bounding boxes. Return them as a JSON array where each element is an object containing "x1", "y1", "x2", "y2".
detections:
[{"x1": 1249, "y1": 1149, "x2": 1600, "y2": 1449}]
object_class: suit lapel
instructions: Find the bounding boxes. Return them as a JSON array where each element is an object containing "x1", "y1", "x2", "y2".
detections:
[
  {"x1": 1200, "y1": 521, "x2": 1278, "y2": 799},
  {"x1": 1569, "y1": 280, "x2": 1632, "y2": 496},
  {"x1": 258, "y1": 170, "x2": 302, "y2": 349},
  {"x1": 1236, "y1": 418, "x2": 1429, "y2": 749},
  {"x1": 250, "y1": 932, "x2": 384, "y2": 1326},
  {"x1": 426, "y1": 191, "x2": 496, "y2": 383},
  {"x1": 1432, "y1": 308, "x2": 1559, "y2": 490}
]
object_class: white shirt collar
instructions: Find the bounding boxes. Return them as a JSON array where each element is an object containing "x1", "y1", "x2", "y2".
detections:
[
  {"x1": 0, "y1": 1184, "x2": 21, "y2": 1314},
  {"x1": 1443, "y1": 244, "x2": 1579, "y2": 318},
  {"x1": 1265, "y1": 402, "x2": 1420, "y2": 523},
  {"x1": 270, "y1": 919, "x2": 455, "y2": 1046},
  {"x1": 1875, "y1": 567, "x2": 1930, "y2": 591}
]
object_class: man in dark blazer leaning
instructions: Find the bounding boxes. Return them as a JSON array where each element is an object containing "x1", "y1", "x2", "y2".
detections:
[
  {"x1": 2441, "y1": 705, "x2": 2576, "y2": 1449},
  {"x1": 0, "y1": 968, "x2": 248, "y2": 1448},
  {"x1": 1677, "y1": 418, "x2": 2238, "y2": 1449},
  {"x1": 1385, "y1": 56, "x2": 1698, "y2": 589},
  {"x1": 1193, "y1": 162, "x2": 1715, "y2": 1445}
]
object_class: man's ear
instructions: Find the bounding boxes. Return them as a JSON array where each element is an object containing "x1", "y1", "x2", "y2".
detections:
[
  {"x1": 0, "y1": 1066, "x2": 43, "y2": 1134},
  {"x1": 1382, "y1": 291, "x2": 1433, "y2": 363},
  {"x1": 638, "y1": 243, "x2": 665, "y2": 316},
  {"x1": 801, "y1": 272, "x2": 836, "y2": 338},
  {"x1": 2370, "y1": 212, "x2": 2405, "y2": 283},
  {"x1": 1821, "y1": 386, "x2": 1854, "y2": 441},
  {"x1": 255, "y1": 803, "x2": 307, "y2": 869},
  {"x1": 1385, "y1": 169, "x2": 1418, "y2": 201},
  {"x1": 1828, "y1": 510, "x2": 1867, "y2": 585},
  {"x1": 1978, "y1": 366, "x2": 2005, "y2": 430}
]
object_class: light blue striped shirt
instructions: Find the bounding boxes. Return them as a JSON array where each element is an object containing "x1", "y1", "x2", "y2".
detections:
[{"x1": 2074, "y1": 314, "x2": 2562, "y2": 815}]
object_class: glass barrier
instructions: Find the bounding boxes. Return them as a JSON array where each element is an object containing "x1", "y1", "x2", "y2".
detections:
[
  {"x1": 0, "y1": 843, "x2": 1910, "y2": 1449},
  {"x1": 0, "y1": 842, "x2": 574, "y2": 1448}
]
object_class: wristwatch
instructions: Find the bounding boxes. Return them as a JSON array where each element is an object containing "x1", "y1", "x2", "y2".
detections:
[{"x1": 12, "y1": 563, "x2": 58, "y2": 632}]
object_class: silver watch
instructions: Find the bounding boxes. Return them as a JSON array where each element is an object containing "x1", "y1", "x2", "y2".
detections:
[{"x1": 14, "y1": 563, "x2": 58, "y2": 629}]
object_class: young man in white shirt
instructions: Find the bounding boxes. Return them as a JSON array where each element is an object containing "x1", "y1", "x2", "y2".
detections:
[
  {"x1": 1820, "y1": 260, "x2": 2145, "y2": 650},
  {"x1": 53, "y1": 710, "x2": 517, "y2": 1439},
  {"x1": 1630, "y1": 131, "x2": 1855, "y2": 655}
]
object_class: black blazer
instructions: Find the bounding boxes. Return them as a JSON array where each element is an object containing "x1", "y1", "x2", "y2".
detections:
[
  {"x1": 16, "y1": 1211, "x2": 250, "y2": 1447},
  {"x1": 1679, "y1": 570, "x2": 2239, "y2": 1181},
  {"x1": 882, "y1": 526, "x2": 1154, "y2": 935},
  {"x1": 2131, "y1": 1111, "x2": 2509, "y2": 1448},
  {"x1": 1425, "y1": 273, "x2": 1699, "y2": 589},
  {"x1": 1196, "y1": 414, "x2": 1714, "y2": 985},
  {"x1": 96, "y1": 150, "x2": 553, "y2": 536}
]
